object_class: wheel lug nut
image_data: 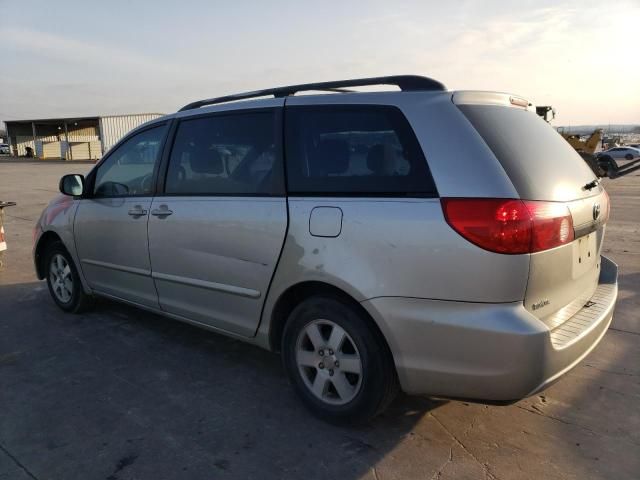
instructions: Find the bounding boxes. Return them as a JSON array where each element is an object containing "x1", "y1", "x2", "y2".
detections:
[
  {"x1": 328, "y1": 349, "x2": 334, "y2": 355},
  {"x1": 329, "y1": 369, "x2": 334, "y2": 376},
  {"x1": 319, "y1": 363, "x2": 324, "y2": 369},
  {"x1": 335, "y1": 361, "x2": 340, "y2": 367},
  {"x1": 318, "y1": 349, "x2": 324, "y2": 356}
]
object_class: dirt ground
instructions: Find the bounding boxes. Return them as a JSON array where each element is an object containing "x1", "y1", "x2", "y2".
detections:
[{"x1": 0, "y1": 159, "x2": 638, "y2": 480}]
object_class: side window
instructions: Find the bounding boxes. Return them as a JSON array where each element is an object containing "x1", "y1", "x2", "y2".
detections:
[
  {"x1": 93, "y1": 125, "x2": 167, "y2": 197},
  {"x1": 285, "y1": 106, "x2": 436, "y2": 196},
  {"x1": 165, "y1": 111, "x2": 281, "y2": 196}
]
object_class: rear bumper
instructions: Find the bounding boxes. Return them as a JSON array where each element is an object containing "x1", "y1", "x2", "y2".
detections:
[{"x1": 361, "y1": 256, "x2": 618, "y2": 401}]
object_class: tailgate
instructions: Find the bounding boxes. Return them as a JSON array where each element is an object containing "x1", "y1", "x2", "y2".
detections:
[{"x1": 525, "y1": 190, "x2": 609, "y2": 322}]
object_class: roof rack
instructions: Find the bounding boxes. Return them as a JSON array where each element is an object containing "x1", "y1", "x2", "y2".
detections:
[{"x1": 178, "y1": 75, "x2": 446, "y2": 112}]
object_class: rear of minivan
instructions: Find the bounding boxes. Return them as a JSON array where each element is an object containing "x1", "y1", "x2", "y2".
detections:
[
  {"x1": 455, "y1": 92, "x2": 612, "y2": 326},
  {"x1": 362, "y1": 91, "x2": 618, "y2": 401}
]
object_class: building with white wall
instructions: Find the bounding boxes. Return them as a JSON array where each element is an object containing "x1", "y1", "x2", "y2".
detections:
[{"x1": 5, "y1": 113, "x2": 164, "y2": 160}]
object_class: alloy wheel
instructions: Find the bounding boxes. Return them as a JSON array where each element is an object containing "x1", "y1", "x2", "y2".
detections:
[
  {"x1": 49, "y1": 253, "x2": 73, "y2": 303},
  {"x1": 295, "y1": 319, "x2": 363, "y2": 405}
]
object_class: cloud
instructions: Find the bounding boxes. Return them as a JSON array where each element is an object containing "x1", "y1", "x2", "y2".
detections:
[
  {"x1": 420, "y1": 5, "x2": 640, "y2": 123},
  {"x1": 1, "y1": 3, "x2": 638, "y2": 125}
]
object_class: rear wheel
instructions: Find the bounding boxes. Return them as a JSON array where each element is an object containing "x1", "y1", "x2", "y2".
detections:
[
  {"x1": 282, "y1": 296, "x2": 398, "y2": 424},
  {"x1": 45, "y1": 241, "x2": 93, "y2": 313},
  {"x1": 625, "y1": 153, "x2": 633, "y2": 160}
]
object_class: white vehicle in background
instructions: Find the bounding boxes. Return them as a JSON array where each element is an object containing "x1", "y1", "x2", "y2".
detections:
[
  {"x1": 0, "y1": 144, "x2": 10, "y2": 155},
  {"x1": 598, "y1": 146, "x2": 640, "y2": 161},
  {"x1": 597, "y1": 146, "x2": 640, "y2": 177}
]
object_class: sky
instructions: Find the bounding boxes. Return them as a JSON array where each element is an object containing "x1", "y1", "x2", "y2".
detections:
[{"x1": 1, "y1": 0, "x2": 639, "y2": 127}]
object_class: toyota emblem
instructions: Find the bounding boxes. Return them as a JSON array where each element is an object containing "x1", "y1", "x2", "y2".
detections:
[{"x1": 593, "y1": 203, "x2": 601, "y2": 221}]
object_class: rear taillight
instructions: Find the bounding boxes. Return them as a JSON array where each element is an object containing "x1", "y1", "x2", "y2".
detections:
[{"x1": 441, "y1": 198, "x2": 574, "y2": 254}]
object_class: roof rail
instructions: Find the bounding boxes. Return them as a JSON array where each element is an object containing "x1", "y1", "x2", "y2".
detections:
[{"x1": 178, "y1": 75, "x2": 446, "y2": 112}]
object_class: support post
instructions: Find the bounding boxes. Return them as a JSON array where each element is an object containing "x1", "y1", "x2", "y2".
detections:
[
  {"x1": 97, "y1": 118, "x2": 105, "y2": 155},
  {"x1": 64, "y1": 122, "x2": 72, "y2": 161},
  {"x1": 31, "y1": 122, "x2": 37, "y2": 158}
]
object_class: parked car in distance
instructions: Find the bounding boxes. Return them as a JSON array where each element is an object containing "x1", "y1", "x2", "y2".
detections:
[
  {"x1": 33, "y1": 76, "x2": 619, "y2": 424},
  {"x1": 598, "y1": 146, "x2": 640, "y2": 161},
  {"x1": 596, "y1": 146, "x2": 640, "y2": 175},
  {"x1": 0, "y1": 144, "x2": 10, "y2": 154}
]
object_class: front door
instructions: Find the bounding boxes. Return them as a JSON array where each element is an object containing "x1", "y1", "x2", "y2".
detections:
[
  {"x1": 74, "y1": 124, "x2": 167, "y2": 307},
  {"x1": 148, "y1": 107, "x2": 288, "y2": 336}
]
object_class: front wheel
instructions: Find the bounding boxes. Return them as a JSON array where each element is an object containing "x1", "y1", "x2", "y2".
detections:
[
  {"x1": 282, "y1": 296, "x2": 398, "y2": 424},
  {"x1": 45, "y1": 241, "x2": 93, "y2": 313}
]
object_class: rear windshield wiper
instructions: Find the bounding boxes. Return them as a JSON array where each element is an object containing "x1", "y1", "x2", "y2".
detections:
[{"x1": 583, "y1": 179, "x2": 600, "y2": 191}]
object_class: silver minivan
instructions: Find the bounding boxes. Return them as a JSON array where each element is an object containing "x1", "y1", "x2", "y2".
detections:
[{"x1": 34, "y1": 76, "x2": 618, "y2": 423}]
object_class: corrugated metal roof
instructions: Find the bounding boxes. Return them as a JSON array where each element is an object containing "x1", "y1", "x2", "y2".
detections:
[{"x1": 5, "y1": 116, "x2": 99, "y2": 125}]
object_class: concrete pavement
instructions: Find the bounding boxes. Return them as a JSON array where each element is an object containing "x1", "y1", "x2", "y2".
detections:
[{"x1": 1, "y1": 160, "x2": 638, "y2": 480}]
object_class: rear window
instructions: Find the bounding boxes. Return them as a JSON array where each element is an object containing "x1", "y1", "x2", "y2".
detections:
[
  {"x1": 285, "y1": 106, "x2": 436, "y2": 196},
  {"x1": 459, "y1": 105, "x2": 597, "y2": 201}
]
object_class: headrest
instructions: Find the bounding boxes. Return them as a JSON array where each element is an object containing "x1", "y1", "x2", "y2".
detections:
[
  {"x1": 367, "y1": 143, "x2": 396, "y2": 175},
  {"x1": 310, "y1": 138, "x2": 349, "y2": 175},
  {"x1": 190, "y1": 145, "x2": 223, "y2": 174}
]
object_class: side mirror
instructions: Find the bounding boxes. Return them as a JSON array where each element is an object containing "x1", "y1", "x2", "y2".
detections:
[{"x1": 59, "y1": 174, "x2": 85, "y2": 197}]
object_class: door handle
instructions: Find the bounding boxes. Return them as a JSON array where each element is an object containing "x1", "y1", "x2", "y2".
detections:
[
  {"x1": 151, "y1": 205, "x2": 173, "y2": 218},
  {"x1": 128, "y1": 205, "x2": 148, "y2": 217}
]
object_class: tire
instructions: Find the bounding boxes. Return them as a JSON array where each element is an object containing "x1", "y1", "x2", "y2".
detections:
[
  {"x1": 44, "y1": 241, "x2": 93, "y2": 313},
  {"x1": 282, "y1": 295, "x2": 398, "y2": 424},
  {"x1": 607, "y1": 159, "x2": 619, "y2": 177},
  {"x1": 625, "y1": 153, "x2": 633, "y2": 160},
  {"x1": 598, "y1": 155, "x2": 617, "y2": 177}
]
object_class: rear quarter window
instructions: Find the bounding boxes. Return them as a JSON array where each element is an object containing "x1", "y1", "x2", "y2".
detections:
[
  {"x1": 285, "y1": 105, "x2": 436, "y2": 196},
  {"x1": 459, "y1": 105, "x2": 597, "y2": 202}
]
